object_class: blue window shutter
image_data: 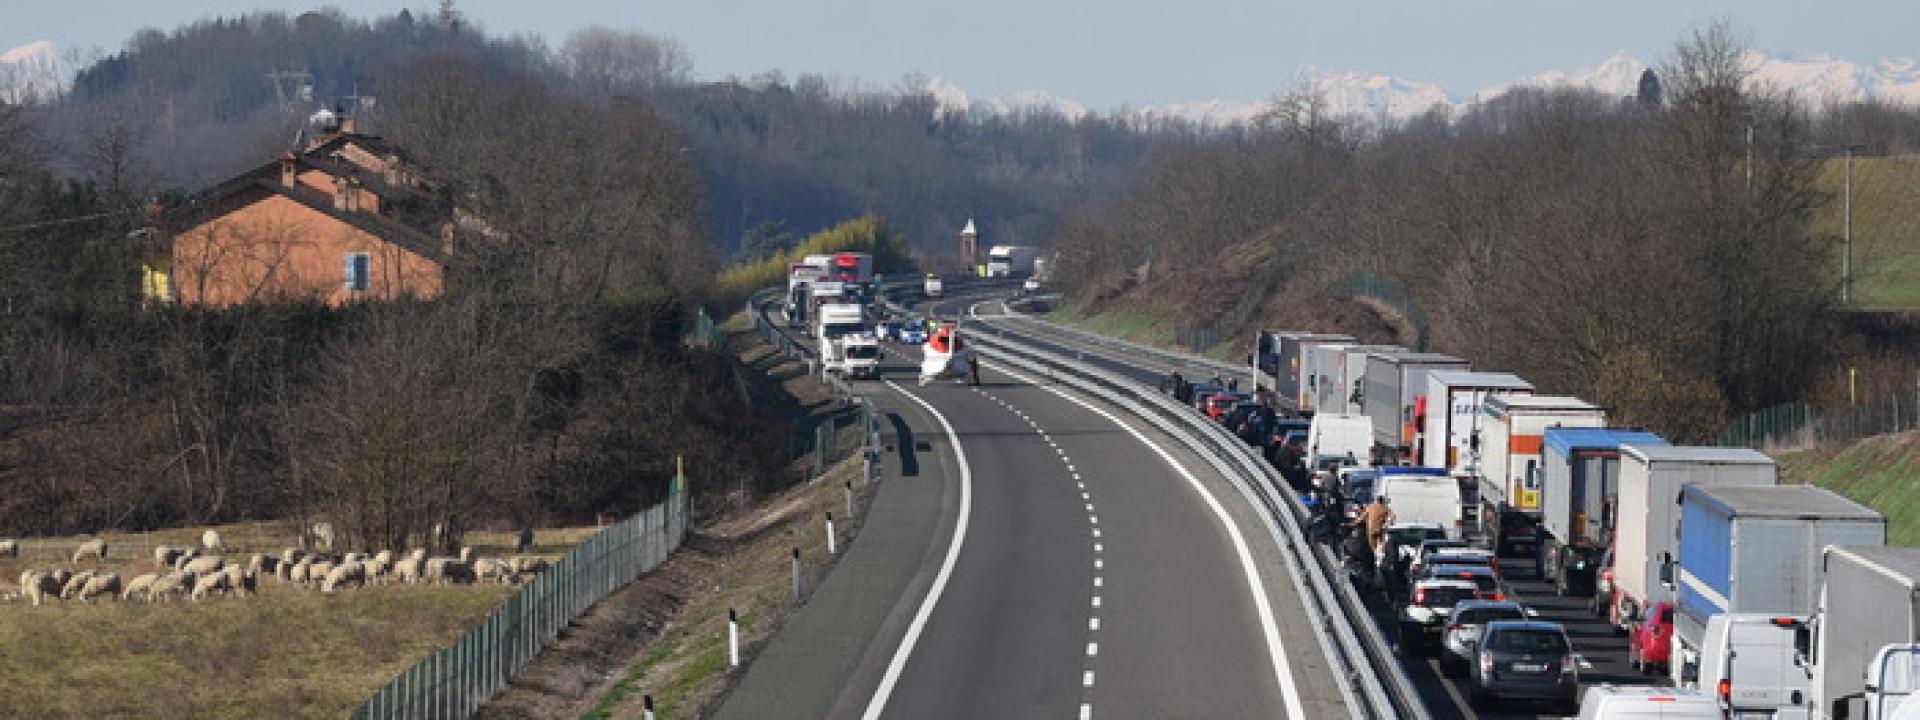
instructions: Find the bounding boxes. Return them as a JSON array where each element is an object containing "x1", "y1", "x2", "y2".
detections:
[{"x1": 345, "y1": 253, "x2": 370, "y2": 291}]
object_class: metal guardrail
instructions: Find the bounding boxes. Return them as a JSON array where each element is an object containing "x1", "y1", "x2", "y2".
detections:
[
  {"x1": 350, "y1": 485, "x2": 689, "y2": 720},
  {"x1": 960, "y1": 313, "x2": 1429, "y2": 720},
  {"x1": 994, "y1": 299, "x2": 1250, "y2": 386}
]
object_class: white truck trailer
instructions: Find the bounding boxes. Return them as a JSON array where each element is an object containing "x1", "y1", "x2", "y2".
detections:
[
  {"x1": 1609, "y1": 445, "x2": 1775, "y2": 634},
  {"x1": 1251, "y1": 330, "x2": 1354, "y2": 411},
  {"x1": 1422, "y1": 371, "x2": 1534, "y2": 473},
  {"x1": 1305, "y1": 343, "x2": 1403, "y2": 416},
  {"x1": 1359, "y1": 351, "x2": 1469, "y2": 461},
  {"x1": 1537, "y1": 428, "x2": 1666, "y2": 597},
  {"x1": 1814, "y1": 546, "x2": 1920, "y2": 720},
  {"x1": 1476, "y1": 395, "x2": 1606, "y2": 556}
]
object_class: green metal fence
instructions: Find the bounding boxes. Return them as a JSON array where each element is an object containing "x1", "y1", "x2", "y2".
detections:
[
  {"x1": 1713, "y1": 392, "x2": 1920, "y2": 450},
  {"x1": 349, "y1": 483, "x2": 688, "y2": 720}
]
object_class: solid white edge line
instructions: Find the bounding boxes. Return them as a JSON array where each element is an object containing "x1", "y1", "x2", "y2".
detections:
[
  {"x1": 990, "y1": 360, "x2": 1310, "y2": 720},
  {"x1": 860, "y1": 379, "x2": 975, "y2": 720}
]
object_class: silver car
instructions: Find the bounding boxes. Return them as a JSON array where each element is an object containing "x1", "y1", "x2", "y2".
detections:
[{"x1": 1440, "y1": 600, "x2": 1527, "y2": 676}]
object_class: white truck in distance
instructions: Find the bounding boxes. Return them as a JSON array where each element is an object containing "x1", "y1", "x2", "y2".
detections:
[
  {"x1": 1475, "y1": 395, "x2": 1606, "y2": 555},
  {"x1": 923, "y1": 273, "x2": 943, "y2": 298},
  {"x1": 1306, "y1": 413, "x2": 1373, "y2": 473},
  {"x1": 814, "y1": 303, "x2": 870, "y2": 376},
  {"x1": 1421, "y1": 371, "x2": 1533, "y2": 473},
  {"x1": 1609, "y1": 445, "x2": 1775, "y2": 634},
  {"x1": 986, "y1": 245, "x2": 1040, "y2": 277}
]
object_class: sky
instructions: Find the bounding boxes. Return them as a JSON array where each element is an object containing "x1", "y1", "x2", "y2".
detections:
[{"x1": 7, "y1": 1, "x2": 1920, "y2": 109}]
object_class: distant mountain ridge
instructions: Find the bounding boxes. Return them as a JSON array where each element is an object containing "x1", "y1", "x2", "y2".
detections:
[
  {"x1": 0, "y1": 40, "x2": 71, "y2": 101},
  {"x1": 930, "y1": 49, "x2": 1920, "y2": 126}
]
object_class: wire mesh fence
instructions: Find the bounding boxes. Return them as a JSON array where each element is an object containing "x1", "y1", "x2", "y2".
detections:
[
  {"x1": 1713, "y1": 391, "x2": 1920, "y2": 450},
  {"x1": 349, "y1": 482, "x2": 689, "y2": 720}
]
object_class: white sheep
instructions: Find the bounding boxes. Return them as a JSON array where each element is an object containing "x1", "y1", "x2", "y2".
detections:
[
  {"x1": 230, "y1": 568, "x2": 257, "y2": 597},
  {"x1": 76, "y1": 573, "x2": 121, "y2": 603},
  {"x1": 154, "y1": 545, "x2": 185, "y2": 570},
  {"x1": 457, "y1": 546, "x2": 474, "y2": 563},
  {"x1": 71, "y1": 539, "x2": 106, "y2": 564},
  {"x1": 342, "y1": 552, "x2": 367, "y2": 565},
  {"x1": 509, "y1": 557, "x2": 550, "y2": 574},
  {"x1": 24, "y1": 572, "x2": 61, "y2": 606},
  {"x1": 423, "y1": 558, "x2": 473, "y2": 585},
  {"x1": 308, "y1": 522, "x2": 335, "y2": 552},
  {"x1": 122, "y1": 573, "x2": 159, "y2": 602},
  {"x1": 363, "y1": 557, "x2": 392, "y2": 585},
  {"x1": 394, "y1": 556, "x2": 425, "y2": 585},
  {"x1": 0, "y1": 539, "x2": 18, "y2": 557},
  {"x1": 172, "y1": 549, "x2": 200, "y2": 571},
  {"x1": 289, "y1": 558, "x2": 314, "y2": 585},
  {"x1": 307, "y1": 560, "x2": 335, "y2": 586},
  {"x1": 280, "y1": 547, "x2": 305, "y2": 566},
  {"x1": 147, "y1": 571, "x2": 196, "y2": 602},
  {"x1": 373, "y1": 549, "x2": 394, "y2": 566},
  {"x1": 59, "y1": 570, "x2": 96, "y2": 600},
  {"x1": 246, "y1": 553, "x2": 278, "y2": 576},
  {"x1": 189, "y1": 571, "x2": 230, "y2": 601},
  {"x1": 221, "y1": 564, "x2": 247, "y2": 593},
  {"x1": 321, "y1": 562, "x2": 366, "y2": 593},
  {"x1": 182, "y1": 556, "x2": 225, "y2": 576},
  {"x1": 200, "y1": 529, "x2": 224, "y2": 553},
  {"x1": 17, "y1": 569, "x2": 37, "y2": 591}
]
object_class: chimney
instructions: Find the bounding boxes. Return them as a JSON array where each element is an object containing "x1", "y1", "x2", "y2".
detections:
[
  {"x1": 338, "y1": 115, "x2": 357, "y2": 135},
  {"x1": 280, "y1": 154, "x2": 297, "y2": 188}
]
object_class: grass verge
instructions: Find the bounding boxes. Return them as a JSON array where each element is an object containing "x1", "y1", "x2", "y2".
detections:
[{"x1": 1775, "y1": 431, "x2": 1920, "y2": 546}]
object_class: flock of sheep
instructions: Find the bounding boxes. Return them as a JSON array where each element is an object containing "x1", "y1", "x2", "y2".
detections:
[{"x1": 1, "y1": 528, "x2": 551, "y2": 607}]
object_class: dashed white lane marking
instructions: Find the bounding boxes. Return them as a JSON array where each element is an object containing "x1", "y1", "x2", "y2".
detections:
[
  {"x1": 988, "y1": 361, "x2": 1309, "y2": 720},
  {"x1": 1084, "y1": 670, "x2": 1095, "y2": 687},
  {"x1": 1089, "y1": 617, "x2": 1101, "y2": 631},
  {"x1": 1092, "y1": 528, "x2": 1101, "y2": 538},
  {"x1": 1092, "y1": 596, "x2": 1102, "y2": 608},
  {"x1": 1067, "y1": 464, "x2": 1076, "y2": 473},
  {"x1": 1085, "y1": 503, "x2": 1094, "y2": 512},
  {"x1": 1090, "y1": 515, "x2": 1099, "y2": 525},
  {"x1": 1094, "y1": 558, "x2": 1103, "y2": 569},
  {"x1": 1081, "y1": 492, "x2": 1090, "y2": 500},
  {"x1": 1086, "y1": 642, "x2": 1099, "y2": 657},
  {"x1": 1080, "y1": 704, "x2": 1092, "y2": 720},
  {"x1": 1094, "y1": 576, "x2": 1104, "y2": 588},
  {"x1": 862, "y1": 380, "x2": 976, "y2": 720},
  {"x1": 1094, "y1": 543, "x2": 1103, "y2": 553}
]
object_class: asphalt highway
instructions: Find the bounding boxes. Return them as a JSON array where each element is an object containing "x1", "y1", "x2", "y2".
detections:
[{"x1": 721, "y1": 289, "x2": 1348, "y2": 719}]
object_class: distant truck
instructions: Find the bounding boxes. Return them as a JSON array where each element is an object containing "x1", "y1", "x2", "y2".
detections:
[
  {"x1": 1475, "y1": 395, "x2": 1607, "y2": 556},
  {"x1": 1670, "y1": 485, "x2": 1883, "y2": 706},
  {"x1": 831, "y1": 252, "x2": 874, "y2": 285},
  {"x1": 1421, "y1": 371, "x2": 1534, "y2": 473},
  {"x1": 986, "y1": 245, "x2": 1040, "y2": 277},
  {"x1": 1359, "y1": 351, "x2": 1469, "y2": 462},
  {"x1": 1537, "y1": 428, "x2": 1666, "y2": 597},
  {"x1": 1609, "y1": 445, "x2": 1775, "y2": 635},
  {"x1": 1305, "y1": 343, "x2": 1403, "y2": 417},
  {"x1": 1812, "y1": 546, "x2": 1920, "y2": 720},
  {"x1": 815, "y1": 303, "x2": 873, "y2": 376},
  {"x1": 1252, "y1": 330, "x2": 1354, "y2": 412},
  {"x1": 923, "y1": 273, "x2": 944, "y2": 298},
  {"x1": 1305, "y1": 413, "x2": 1374, "y2": 474}
]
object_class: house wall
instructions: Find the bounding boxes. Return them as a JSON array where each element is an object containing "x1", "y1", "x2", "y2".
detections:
[{"x1": 171, "y1": 188, "x2": 442, "y2": 307}]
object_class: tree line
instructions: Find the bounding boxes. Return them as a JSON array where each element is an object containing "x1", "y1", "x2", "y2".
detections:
[{"x1": 1051, "y1": 23, "x2": 1920, "y2": 442}]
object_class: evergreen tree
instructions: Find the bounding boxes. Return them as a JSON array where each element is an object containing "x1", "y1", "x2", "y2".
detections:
[{"x1": 1637, "y1": 68, "x2": 1663, "y2": 108}]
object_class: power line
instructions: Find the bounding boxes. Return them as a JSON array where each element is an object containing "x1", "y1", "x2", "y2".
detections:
[{"x1": 0, "y1": 209, "x2": 129, "y2": 235}]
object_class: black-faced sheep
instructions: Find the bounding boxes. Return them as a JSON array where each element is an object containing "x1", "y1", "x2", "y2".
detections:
[{"x1": 0, "y1": 539, "x2": 18, "y2": 557}]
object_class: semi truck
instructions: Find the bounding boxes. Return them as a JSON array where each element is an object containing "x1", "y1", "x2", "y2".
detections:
[
  {"x1": 1421, "y1": 371, "x2": 1534, "y2": 473},
  {"x1": 1359, "y1": 351, "x2": 1469, "y2": 461},
  {"x1": 923, "y1": 273, "x2": 944, "y2": 299},
  {"x1": 986, "y1": 245, "x2": 1040, "y2": 277},
  {"x1": 1537, "y1": 428, "x2": 1667, "y2": 597},
  {"x1": 1813, "y1": 546, "x2": 1920, "y2": 720},
  {"x1": 1252, "y1": 331, "x2": 1355, "y2": 412},
  {"x1": 831, "y1": 252, "x2": 874, "y2": 285},
  {"x1": 1305, "y1": 343, "x2": 1404, "y2": 416},
  {"x1": 1671, "y1": 485, "x2": 1884, "y2": 705},
  {"x1": 1609, "y1": 445, "x2": 1776, "y2": 635},
  {"x1": 1475, "y1": 395, "x2": 1607, "y2": 556},
  {"x1": 815, "y1": 303, "x2": 874, "y2": 376}
]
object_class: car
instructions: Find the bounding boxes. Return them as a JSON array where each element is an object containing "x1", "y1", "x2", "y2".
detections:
[
  {"x1": 1573, "y1": 685, "x2": 1719, "y2": 719},
  {"x1": 1416, "y1": 564, "x2": 1506, "y2": 601},
  {"x1": 1413, "y1": 548, "x2": 1500, "y2": 580},
  {"x1": 1189, "y1": 384, "x2": 1225, "y2": 412},
  {"x1": 1022, "y1": 278, "x2": 1041, "y2": 292},
  {"x1": 1399, "y1": 577, "x2": 1480, "y2": 655},
  {"x1": 1205, "y1": 392, "x2": 1250, "y2": 420},
  {"x1": 1441, "y1": 600, "x2": 1530, "y2": 676},
  {"x1": 1383, "y1": 522, "x2": 1450, "y2": 556},
  {"x1": 1411, "y1": 538, "x2": 1471, "y2": 571},
  {"x1": 1468, "y1": 620, "x2": 1581, "y2": 713},
  {"x1": 1627, "y1": 601, "x2": 1674, "y2": 675}
]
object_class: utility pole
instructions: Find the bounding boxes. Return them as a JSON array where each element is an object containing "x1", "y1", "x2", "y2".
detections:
[
  {"x1": 1745, "y1": 124, "x2": 1754, "y2": 194},
  {"x1": 1844, "y1": 145, "x2": 1854, "y2": 305}
]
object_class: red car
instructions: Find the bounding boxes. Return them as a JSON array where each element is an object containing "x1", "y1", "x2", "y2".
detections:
[
  {"x1": 1205, "y1": 393, "x2": 1243, "y2": 421},
  {"x1": 1627, "y1": 601, "x2": 1675, "y2": 674}
]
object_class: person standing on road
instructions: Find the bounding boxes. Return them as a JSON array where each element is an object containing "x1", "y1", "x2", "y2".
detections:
[
  {"x1": 968, "y1": 349, "x2": 981, "y2": 387},
  {"x1": 1360, "y1": 496, "x2": 1395, "y2": 551}
]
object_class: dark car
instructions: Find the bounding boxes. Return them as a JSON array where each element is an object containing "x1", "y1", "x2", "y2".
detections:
[
  {"x1": 1189, "y1": 384, "x2": 1225, "y2": 412},
  {"x1": 1417, "y1": 564, "x2": 1506, "y2": 602},
  {"x1": 1468, "y1": 620, "x2": 1580, "y2": 712},
  {"x1": 1441, "y1": 600, "x2": 1529, "y2": 676}
]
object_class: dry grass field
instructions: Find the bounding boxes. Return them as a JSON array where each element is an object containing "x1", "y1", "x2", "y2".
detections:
[{"x1": 0, "y1": 522, "x2": 602, "y2": 718}]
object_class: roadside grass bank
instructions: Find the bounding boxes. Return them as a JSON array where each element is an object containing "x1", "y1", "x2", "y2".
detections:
[
  {"x1": 1776, "y1": 431, "x2": 1920, "y2": 546},
  {"x1": 1812, "y1": 156, "x2": 1920, "y2": 309}
]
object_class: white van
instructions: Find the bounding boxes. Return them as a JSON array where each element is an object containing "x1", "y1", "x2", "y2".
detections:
[
  {"x1": 1575, "y1": 685, "x2": 1720, "y2": 719},
  {"x1": 1306, "y1": 413, "x2": 1374, "y2": 472},
  {"x1": 1376, "y1": 468, "x2": 1464, "y2": 539},
  {"x1": 1675, "y1": 613, "x2": 1811, "y2": 718}
]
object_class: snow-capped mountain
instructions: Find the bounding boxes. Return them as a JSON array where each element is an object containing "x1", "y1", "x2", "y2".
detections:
[
  {"x1": 927, "y1": 76, "x2": 1090, "y2": 120},
  {"x1": 0, "y1": 40, "x2": 70, "y2": 102},
  {"x1": 931, "y1": 49, "x2": 1920, "y2": 128}
]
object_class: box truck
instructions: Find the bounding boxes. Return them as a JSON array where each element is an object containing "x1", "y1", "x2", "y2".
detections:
[
  {"x1": 1359, "y1": 351, "x2": 1469, "y2": 461},
  {"x1": 986, "y1": 245, "x2": 1040, "y2": 277},
  {"x1": 1306, "y1": 413, "x2": 1374, "y2": 473},
  {"x1": 1423, "y1": 371, "x2": 1535, "y2": 473},
  {"x1": 1251, "y1": 331, "x2": 1353, "y2": 411},
  {"x1": 1306, "y1": 343, "x2": 1402, "y2": 416},
  {"x1": 1476, "y1": 395, "x2": 1607, "y2": 555},
  {"x1": 1538, "y1": 428, "x2": 1667, "y2": 597},
  {"x1": 1813, "y1": 547, "x2": 1920, "y2": 720},
  {"x1": 1609, "y1": 446, "x2": 1775, "y2": 634},
  {"x1": 1672, "y1": 485, "x2": 1883, "y2": 707}
]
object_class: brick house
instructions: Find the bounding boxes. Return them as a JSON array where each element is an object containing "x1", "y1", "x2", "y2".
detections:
[{"x1": 144, "y1": 114, "x2": 454, "y2": 307}]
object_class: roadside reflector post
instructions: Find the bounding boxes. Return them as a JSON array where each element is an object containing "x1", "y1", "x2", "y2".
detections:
[
  {"x1": 845, "y1": 480, "x2": 855, "y2": 518},
  {"x1": 644, "y1": 695, "x2": 657, "y2": 720},
  {"x1": 728, "y1": 609, "x2": 741, "y2": 667},
  {"x1": 792, "y1": 547, "x2": 803, "y2": 602},
  {"x1": 826, "y1": 512, "x2": 838, "y2": 555}
]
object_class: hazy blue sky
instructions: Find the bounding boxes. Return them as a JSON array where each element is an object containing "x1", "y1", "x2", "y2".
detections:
[{"x1": 8, "y1": 1, "x2": 1919, "y2": 108}]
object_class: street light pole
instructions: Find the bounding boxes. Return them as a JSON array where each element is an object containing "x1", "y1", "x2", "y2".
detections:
[{"x1": 1844, "y1": 145, "x2": 1854, "y2": 305}]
